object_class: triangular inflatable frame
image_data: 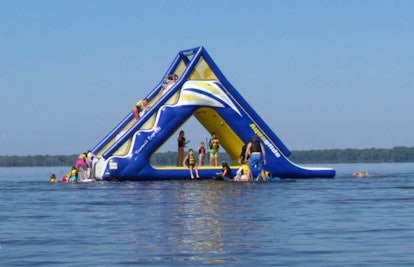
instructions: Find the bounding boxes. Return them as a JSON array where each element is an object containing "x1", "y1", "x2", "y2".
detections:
[{"x1": 91, "y1": 46, "x2": 335, "y2": 180}]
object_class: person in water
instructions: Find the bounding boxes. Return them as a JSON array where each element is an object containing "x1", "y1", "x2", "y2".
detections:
[
  {"x1": 215, "y1": 161, "x2": 232, "y2": 180},
  {"x1": 234, "y1": 159, "x2": 252, "y2": 182},
  {"x1": 50, "y1": 173, "x2": 57, "y2": 183},
  {"x1": 68, "y1": 167, "x2": 79, "y2": 182},
  {"x1": 61, "y1": 175, "x2": 69, "y2": 183},
  {"x1": 183, "y1": 148, "x2": 199, "y2": 179},
  {"x1": 245, "y1": 135, "x2": 267, "y2": 181},
  {"x1": 352, "y1": 171, "x2": 369, "y2": 178}
]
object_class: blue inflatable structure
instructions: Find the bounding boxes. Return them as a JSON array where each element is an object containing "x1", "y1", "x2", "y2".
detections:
[{"x1": 91, "y1": 46, "x2": 335, "y2": 180}]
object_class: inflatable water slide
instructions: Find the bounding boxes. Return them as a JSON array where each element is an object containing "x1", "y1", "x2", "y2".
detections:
[{"x1": 91, "y1": 46, "x2": 335, "y2": 181}]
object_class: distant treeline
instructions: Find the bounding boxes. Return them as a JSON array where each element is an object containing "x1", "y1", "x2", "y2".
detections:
[
  {"x1": 0, "y1": 146, "x2": 413, "y2": 167},
  {"x1": 288, "y1": 146, "x2": 414, "y2": 163},
  {"x1": 0, "y1": 154, "x2": 79, "y2": 167}
]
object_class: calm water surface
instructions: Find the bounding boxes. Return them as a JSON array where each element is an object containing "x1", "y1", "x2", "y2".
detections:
[{"x1": 1, "y1": 163, "x2": 414, "y2": 266}]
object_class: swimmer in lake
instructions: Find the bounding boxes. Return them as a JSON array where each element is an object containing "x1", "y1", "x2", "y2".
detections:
[{"x1": 352, "y1": 171, "x2": 368, "y2": 178}]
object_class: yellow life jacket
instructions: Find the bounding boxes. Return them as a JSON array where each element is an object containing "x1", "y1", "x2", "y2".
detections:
[
  {"x1": 70, "y1": 168, "x2": 78, "y2": 177},
  {"x1": 189, "y1": 155, "x2": 195, "y2": 165},
  {"x1": 242, "y1": 164, "x2": 249, "y2": 175},
  {"x1": 212, "y1": 139, "x2": 219, "y2": 150}
]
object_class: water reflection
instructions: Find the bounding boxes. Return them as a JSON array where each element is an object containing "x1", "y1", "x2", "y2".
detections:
[{"x1": 111, "y1": 180, "x2": 270, "y2": 264}]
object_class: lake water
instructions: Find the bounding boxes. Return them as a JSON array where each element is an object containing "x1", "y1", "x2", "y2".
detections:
[{"x1": 1, "y1": 163, "x2": 414, "y2": 266}]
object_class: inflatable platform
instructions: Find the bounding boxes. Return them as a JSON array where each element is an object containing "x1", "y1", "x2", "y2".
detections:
[{"x1": 90, "y1": 46, "x2": 335, "y2": 181}]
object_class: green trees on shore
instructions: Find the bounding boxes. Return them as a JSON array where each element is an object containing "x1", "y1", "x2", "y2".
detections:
[
  {"x1": 0, "y1": 155, "x2": 77, "y2": 167},
  {"x1": 289, "y1": 146, "x2": 414, "y2": 163},
  {"x1": 0, "y1": 146, "x2": 413, "y2": 167}
]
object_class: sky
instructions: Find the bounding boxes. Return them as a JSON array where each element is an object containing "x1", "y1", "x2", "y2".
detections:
[{"x1": 1, "y1": 0, "x2": 413, "y2": 156}]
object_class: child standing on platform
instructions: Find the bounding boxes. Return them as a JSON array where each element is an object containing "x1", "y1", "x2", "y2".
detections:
[
  {"x1": 198, "y1": 141, "x2": 206, "y2": 166},
  {"x1": 209, "y1": 132, "x2": 220, "y2": 166}
]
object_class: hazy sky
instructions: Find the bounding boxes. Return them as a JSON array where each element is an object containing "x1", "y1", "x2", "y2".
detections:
[{"x1": 1, "y1": 0, "x2": 413, "y2": 155}]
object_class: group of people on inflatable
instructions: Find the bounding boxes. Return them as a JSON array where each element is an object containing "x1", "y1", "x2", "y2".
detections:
[
  {"x1": 180, "y1": 132, "x2": 269, "y2": 182},
  {"x1": 49, "y1": 150, "x2": 94, "y2": 183},
  {"x1": 214, "y1": 135, "x2": 270, "y2": 182},
  {"x1": 49, "y1": 131, "x2": 269, "y2": 183}
]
